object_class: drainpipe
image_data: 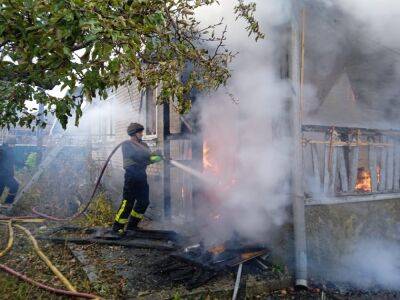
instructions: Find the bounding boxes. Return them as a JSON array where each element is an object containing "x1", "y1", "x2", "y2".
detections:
[{"x1": 290, "y1": 2, "x2": 308, "y2": 288}]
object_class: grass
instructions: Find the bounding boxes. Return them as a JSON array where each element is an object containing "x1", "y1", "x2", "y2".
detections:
[
  {"x1": 0, "y1": 191, "x2": 117, "y2": 299},
  {"x1": 74, "y1": 192, "x2": 115, "y2": 228},
  {"x1": 0, "y1": 225, "x2": 77, "y2": 300},
  {"x1": 0, "y1": 274, "x2": 61, "y2": 300}
]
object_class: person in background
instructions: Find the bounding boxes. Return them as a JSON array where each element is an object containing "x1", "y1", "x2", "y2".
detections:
[
  {"x1": 0, "y1": 137, "x2": 19, "y2": 205},
  {"x1": 112, "y1": 123, "x2": 163, "y2": 235}
]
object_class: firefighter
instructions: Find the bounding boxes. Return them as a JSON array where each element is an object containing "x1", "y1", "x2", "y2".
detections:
[
  {"x1": 0, "y1": 137, "x2": 19, "y2": 205},
  {"x1": 112, "y1": 123, "x2": 163, "y2": 234}
]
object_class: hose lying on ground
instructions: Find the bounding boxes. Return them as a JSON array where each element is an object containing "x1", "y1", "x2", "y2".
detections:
[
  {"x1": 0, "y1": 216, "x2": 44, "y2": 221},
  {"x1": 15, "y1": 224, "x2": 77, "y2": 292},
  {"x1": 0, "y1": 220, "x2": 13, "y2": 258},
  {"x1": 0, "y1": 221, "x2": 101, "y2": 299},
  {"x1": 0, "y1": 264, "x2": 100, "y2": 299},
  {"x1": 32, "y1": 142, "x2": 123, "y2": 221}
]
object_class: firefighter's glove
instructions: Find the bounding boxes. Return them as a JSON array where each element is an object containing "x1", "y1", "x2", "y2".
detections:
[
  {"x1": 150, "y1": 155, "x2": 163, "y2": 163},
  {"x1": 153, "y1": 150, "x2": 163, "y2": 156}
]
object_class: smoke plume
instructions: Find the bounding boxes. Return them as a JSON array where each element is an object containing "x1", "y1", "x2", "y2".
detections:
[
  {"x1": 195, "y1": 0, "x2": 400, "y2": 291},
  {"x1": 195, "y1": 1, "x2": 293, "y2": 245}
]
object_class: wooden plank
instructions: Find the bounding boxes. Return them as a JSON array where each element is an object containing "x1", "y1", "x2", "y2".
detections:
[
  {"x1": 305, "y1": 192, "x2": 400, "y2": 206},
  {"x1": 311, "y1": 144, "x2": 322, "y2": 191},
  {"x1": 378, "y1": 136, "x2": 387, "y2": 191},
  {"x1": 323, "y1": 141, "x2": 337, "y2": 195},
  {"x1": 329, "y1": 147, "x2": 338, "y2": 194},
  {"x1": 386, "y1": 138, "x2": 395, "y2": 191},
  {"x1": 303, "y1": 143, "x2": 314, "y2": 195},
  {"x1": 323, "y1": 144, "x2": 330, "y2": 193},
  {"x1": 349, "y1": 146, "x2": 360, "y2": 192},
  {"x1": 369, "y1": 145, "x2": 378, "y2": 192},
  {"x1": 394, "y1": 141, "x2": 400, "y2": 191},
  {"x1": 11, "y1": 144, "x2": 65, "y2": 208},
  {"x1": 337, "y1": 147, "x2": 348, "y2": 192},
  {"x1": 163, "y1": 103, "x2": 171, "y2": 219},
  {"x1": 36, "y1": 236, "x2": 176, "y2": 251},
  {"x1": 167, "y1": 133, "x2": 192, "y2": 141}
]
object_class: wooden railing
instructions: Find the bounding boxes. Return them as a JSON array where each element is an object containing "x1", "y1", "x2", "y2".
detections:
[{"x1": 302, "y1": 125, "x2": 400, "y2": 202}]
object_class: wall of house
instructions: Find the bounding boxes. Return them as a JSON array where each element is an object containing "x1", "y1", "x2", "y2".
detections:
[
  {"x1": 89, "y1": 80, "x2": 193, "y2": 221},
  {"x1": 305, "y1": 199, "x2": 400, "y2": 282}
]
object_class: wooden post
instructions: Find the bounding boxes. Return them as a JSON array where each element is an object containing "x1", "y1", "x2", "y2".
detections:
[
  {"x1": 337, "y1": 147, "x2": 348, "y2": 192},
  {"x1": 323, "y1": 142, "x2": 330, "y2": 193},
  {"x1": 349, "y1": 146, "x2": 360, "y2": 192},
  {"x1": 311, "y1": 144, "x2": 322, "y2": 191},
  {"x1": 394, "y1": 141, "x2": 400, "y2": 191},
  {"x1": 303, "y1": 143, "x2": 314, "y2": 195},
  {"x1": 163, "y1": 103, "x2": 171, "y2": 219},
  {"x1": 329, "y1": 147, "x2": 338, "y2": 194},
  {"x1": 378, "y1": 136, "x2": 387, "y2": 191},
  {"x1": 11, "y1": 144, "x2": 65, "y2": 209},
  {"x1": 323, "y1": 132, "x2": 338, "y2": 195},
  {"x1": 369, "y1": 143, "x2": 378, "y2": 192},
  {"x1": 386, "y1": 138, "x2": 395, "y2": 191}
]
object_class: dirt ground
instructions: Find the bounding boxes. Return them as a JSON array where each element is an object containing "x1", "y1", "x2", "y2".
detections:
[
  {"x1": 2, "y1": 176, "x2": 399, "y2": 299},
  {"x1": 0, "y1": 221, "x2": 293, "y2": 299},
  {"x1": 3, "y1": 219, "x2": 400, "y2": 299}
]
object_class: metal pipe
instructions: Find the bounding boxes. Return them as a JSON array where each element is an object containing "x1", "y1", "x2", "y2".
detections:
[
  {"x1": 232, "y1": 263, "x2": 243, "y2": 300},
  {"x1": 290, "y1": 2, "x2": 308, "y2": 288}
]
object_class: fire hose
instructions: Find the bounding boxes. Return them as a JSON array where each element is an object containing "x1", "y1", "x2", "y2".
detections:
[
  {"x1": 0, "y1": 220, "x2": 100, "y2": 299},
  {"x1": 30, "y1": 140, "x2": 210, "y2": 221},
  {"x1": 0, "y1": 143, "x2": 123, "y2": 298},
  {"x1": 15, "y1": 224, "x2": 77, "y2": 292},
  {"x1": 0, "y1": 220, "x2": 13, "y2": 258},
  {"x1": 0, "y1": 141, "x2": 175, "y2": 298},
  {"x1": 0, "y1": 141, "x2": 206, "y2": 297}
]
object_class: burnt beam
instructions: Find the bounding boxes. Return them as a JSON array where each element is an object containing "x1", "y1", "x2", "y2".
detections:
[
  {"x1": 36, "y1": 236, "x2": 176, "y2": 251},
  {"x1": 163, "y1": 102, "x2": 171, "y2": 219}
]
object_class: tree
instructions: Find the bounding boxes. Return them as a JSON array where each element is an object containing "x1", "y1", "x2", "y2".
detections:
[{"x1": 0, "y1": 0, "x2": 263, "y2": 129}]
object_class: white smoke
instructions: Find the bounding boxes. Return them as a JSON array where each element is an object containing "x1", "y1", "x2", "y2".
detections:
[
  {"x1": 195, "y1": 1, "x2": 293, "y2": 244},
  {"x1": 332, "y1": 239, "x2": 400, "y2": 290},
  {"x1": 323, "y1": 0, "x2": 400, "y2": 51},
  {"x1": 304, "y1": 0, "x2": 400, "y2": 290},
  {"x1": 194, "y1": 0, "x2": 400, "y2": 292}
]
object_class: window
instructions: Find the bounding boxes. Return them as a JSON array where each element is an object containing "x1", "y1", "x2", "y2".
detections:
[{"x1": 145, "y1": 87, "x2": 157, "y2": 137}]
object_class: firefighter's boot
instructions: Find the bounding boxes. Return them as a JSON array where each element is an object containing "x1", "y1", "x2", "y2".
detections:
[
  {"x1": 126, "y1": 217, "x2": 141, "y2": 231},
  {"x1": 112, "y1": 222, "x2": 126, "y2": 236},
  {"x1": 126, "y1": 210, "x2": 144, "y2": 230}
]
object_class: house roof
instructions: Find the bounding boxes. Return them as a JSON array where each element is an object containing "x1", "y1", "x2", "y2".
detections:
[{"x1": 301, "y1": 1, "x2": 400, "y2": 130}]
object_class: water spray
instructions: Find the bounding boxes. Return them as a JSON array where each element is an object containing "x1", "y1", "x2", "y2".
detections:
[
  {"x1": 29, "y1": 143, "x2": 213, "y2": 221},
  {"x1": 168, "y1": 160, "x2": 215, "y2": 185}
]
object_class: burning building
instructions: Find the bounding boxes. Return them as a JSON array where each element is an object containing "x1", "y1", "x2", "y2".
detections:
[
  {"x1": 13, "y1": 0, "x2": 400, "y2": 292},
  {"x1": 294, "y1": 0, "x2": 400, "y2": 289}
]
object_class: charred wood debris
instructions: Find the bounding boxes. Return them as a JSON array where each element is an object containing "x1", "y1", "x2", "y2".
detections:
[{"x1": 34, "y1": 225, "x2": 272, "y2": 290}]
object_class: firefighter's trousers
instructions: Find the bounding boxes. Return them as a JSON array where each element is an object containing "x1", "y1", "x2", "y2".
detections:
[{"x1": 113, "y1": 169, "x2": 149, "y2": 232}]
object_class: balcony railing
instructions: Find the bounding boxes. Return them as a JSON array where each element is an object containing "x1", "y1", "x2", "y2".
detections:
[{"x1": 302, "y1": 125, "x2": 400, "y2": 204}]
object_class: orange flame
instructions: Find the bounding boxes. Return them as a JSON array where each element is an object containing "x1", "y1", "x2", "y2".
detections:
[
  {"x1": 208, "y1": 244, "x2": 226, "y2": 255},
  {"x1": 203, "y1": 141, "x2": 219, "y2": 174},
  {"x1": 355, "y1": 167, "x2": 371, "y2": 192}
]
